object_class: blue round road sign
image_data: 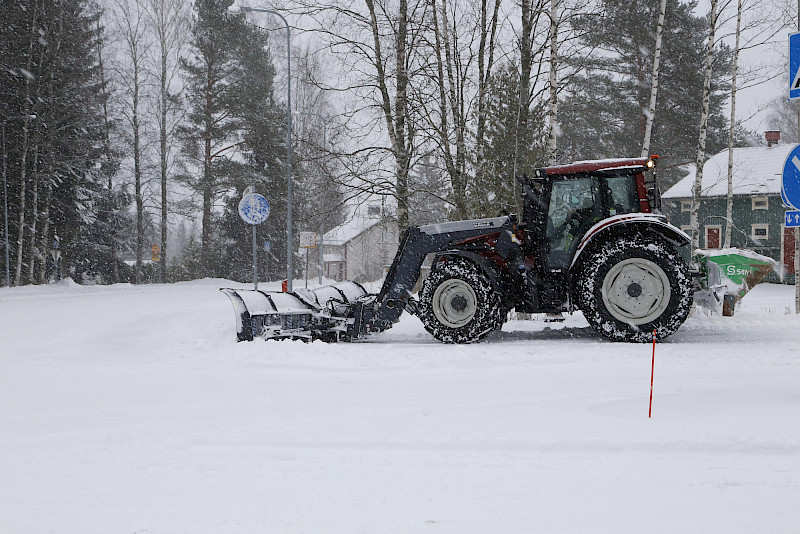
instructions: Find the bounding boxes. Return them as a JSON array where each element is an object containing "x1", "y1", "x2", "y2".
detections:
[
  {"x1": 238, "y1": 193, "x2": 270, "y2": 225},
  {"x1": 782, "y1": 144, "x2": 800, "y2": 210}
]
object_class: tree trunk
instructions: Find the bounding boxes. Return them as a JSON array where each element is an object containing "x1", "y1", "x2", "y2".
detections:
[
  {"x1": 160, "y1": 45, "x2": 169, "y2": 283},
  {"x1": 364, "y1": 0, "x2": 412, "y2": 234},
  {"x1": 475, "y1": 0, "x2": 501, "y2": 211},
  {"x1": 26, "y1": 143, "x2": 40, "y2": 281},
  {"x1": 514, "y1": 0, "x2": 534, "y2": 217},
  {"x1": 438, "y1": 0, "x2": 467, "y2": 218},
  {"x1": 641, "y1": 0, "x2": 667, "y2": 158},
  {"x1": 14, "y1": 0, "x2": 39, "y2": 286},
  {"x1": 690, "y1": 0, "x2": 718, "y2": 252},
  {"x1": 546, "y1": 0, "x2": 559, "y2": 165},
  {"x1": 134, "y1": 56, "x2": 144, "y2": 285},
  {"x1": 201, "y1": 63, "x2": 214, "y2": 278},
  {"x1": 430, "y1": 0, "x2": 458, "y2": 213},
  {"x1": 724, "y1": 0, "x2": 742, "y2": 249},
  {"x1": 97, "y1": 18, "x2": 119, "y2": 283}
]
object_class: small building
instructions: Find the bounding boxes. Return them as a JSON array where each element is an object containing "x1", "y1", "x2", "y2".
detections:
[
  {"x1": 322, "y1": 203, "x2": 399, "y2": 284},
  {"x1": 662, "y1": 132, "x2": 795, "y2": 283}
]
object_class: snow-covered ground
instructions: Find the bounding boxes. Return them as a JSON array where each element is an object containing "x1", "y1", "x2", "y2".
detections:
[{"x1": 1, "y1": 279, "x2": 798, "y2": 533}]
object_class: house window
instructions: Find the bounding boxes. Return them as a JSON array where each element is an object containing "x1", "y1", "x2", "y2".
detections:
[
  {"x1": 752, "y1": 197, "x2": 768, "y2": 210},
  {"x1": 680, "y1": 200, "x2": 692, "y2": 212},
  {"x1": 367, "y1": 205, "x2": 381, "y2": 217},
  {"x1": 680, "y1": 225, "x2": 694, "y2": 238},
  {"x1": 751, "y1": 223, "x2": 769, "y2": 241}
]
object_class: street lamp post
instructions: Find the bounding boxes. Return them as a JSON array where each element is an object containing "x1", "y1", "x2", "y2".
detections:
[
  {"x1": 2, "y1": 114, "x2": 36, "y2": 288},
  {"x1": 228, "y1": 3, "x2": 294, "y2": 292}
]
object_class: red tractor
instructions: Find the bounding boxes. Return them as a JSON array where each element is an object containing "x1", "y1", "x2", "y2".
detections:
[{"x1": 223, "y1": 156, "x2": 693, "y2": 343}]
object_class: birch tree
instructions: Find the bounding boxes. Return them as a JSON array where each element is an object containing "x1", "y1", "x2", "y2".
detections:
[
  {"x1": 113, "y1": 0, "x2": 151, "y2": 284},
  {"x1": 641, "y1": 0, "x2": 667, "y2": 157},
  {"x1": 294, "y1": 0, "x2": 427, "y2": 234},
  {"x1": 545, "y1": 0, "x2": 559, "y2": 165},
  {"x1": 720, "y1": 0, "x2": 785, "y2": 247},
  {"x1": 364, "y1": 0, "x2": 415, "y2": 231},
  {"x1": 427, "y1": 0, "x2": 470, "y2": 219},
  {"x1": 12, "y1": 0, "x2": 39, "y2": 285},
  {"x1": 145, "y1": 0, "x2": 189, "y2": 282},
  {"x1": 474, "y1": 0, "x2": 503, "y2": 206},
  {"x1": 723, "y1": 0, "x2": 742, "y2": 249},
  {"x1": 690, "y1": 0, "x2": 719, "y2": 251}
]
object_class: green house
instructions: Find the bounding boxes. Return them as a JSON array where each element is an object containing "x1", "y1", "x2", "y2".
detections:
[{"x1": 662, "y1": 134, "x2": 795, "y2": 284}]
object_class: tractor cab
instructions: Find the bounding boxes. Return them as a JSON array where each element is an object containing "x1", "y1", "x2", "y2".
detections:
[{"x1": 523, "y1": 157, "x2": 659, "y2": 271}]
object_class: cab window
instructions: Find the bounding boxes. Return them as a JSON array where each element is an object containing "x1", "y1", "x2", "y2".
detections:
[
  {"x1": 545, "y1": 176, "x2": 602, "y2": 268},
  {"x1": 604, "y1": 175, "x2": 639, "y2": 216}
]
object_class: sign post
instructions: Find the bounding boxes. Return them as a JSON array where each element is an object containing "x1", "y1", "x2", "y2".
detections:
[
  {"x1": 791, "y1": 28, "x2": 800, "y2": 313},
  {"x1": 238, "y1": 193, "x2": 270, "y2": 290},
  {"x1": 782, "y1": 143, "x2": 800, "y2": 313},
  {"x1": 299, "y1": 231, "x2": 317, "y2": 288}
]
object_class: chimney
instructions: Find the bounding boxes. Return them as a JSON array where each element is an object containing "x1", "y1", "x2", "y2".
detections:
[{"x1": 765, "y1": 130, "x2": 781, "y2": 147}]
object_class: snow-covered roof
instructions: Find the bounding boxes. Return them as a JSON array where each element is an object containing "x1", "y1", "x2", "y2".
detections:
[
  {"x1": 662, "y1": 144, "x2": 792, "y2": 199},
  {"x1": 323, "y1": 217, "x2": 384, "y2": 246},
  {"x1": 323, "y1": 201, "x2": 394, "y2": 245}
]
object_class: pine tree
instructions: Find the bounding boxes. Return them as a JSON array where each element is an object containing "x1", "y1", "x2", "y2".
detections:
[
  {"x1": 557, "y1": 0, "x2": 732, "y2": 188},
  {"x1": 180, "y1": 2, "x2": 288, "y2": 280},
  {"x1": 1, "y1": 0, "x2": 115, "y2": 284},
  {"x1": 477, "y1": 62, "x2": 547, "y2": 218},
  {"x1": 178, "y1": 0, "x2": 246, "y2": 278},
  {"x1": 222, "y1": 22, "x2": 289, "y2": 281}
]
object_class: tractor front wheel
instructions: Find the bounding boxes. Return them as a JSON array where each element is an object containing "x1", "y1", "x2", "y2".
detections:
[
  {"x1": 577, "y1": 238, "x2": 692, "y2": 342},
  {"x1": 418, "y1": 259, "x2": 502, "y2": 343}
]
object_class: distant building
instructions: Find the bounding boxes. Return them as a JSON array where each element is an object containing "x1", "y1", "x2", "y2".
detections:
[
  {"x1": 662, "y1": 131, "x2": 794, "y2": 282},
  {"x1": 322, "y1": 202, "x2": 399, "y2": 283}
]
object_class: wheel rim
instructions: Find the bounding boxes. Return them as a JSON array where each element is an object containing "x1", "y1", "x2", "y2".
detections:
[
  {"x1": 601, "y1": 258, "x2": 671, "y2": 325},
  {"x1": 431, "y1": 278, "x2": 478, "y2": 328}
]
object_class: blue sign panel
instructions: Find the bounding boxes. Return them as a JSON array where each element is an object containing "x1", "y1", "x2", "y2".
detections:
[
  {"x1": 782, "y1": 144, "x2": 800, "y2": 210},
  {"x1": 786, "y1": 211, "x2": 800, "y2": 228},
  {"x1": 791, "y1": 32, "x2": 800, "y2": 100},
  {"x1": 238, "y1": 193, "x2": 270, "y2": 225}
]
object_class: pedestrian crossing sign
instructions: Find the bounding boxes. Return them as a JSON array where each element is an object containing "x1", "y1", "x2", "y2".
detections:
[{"x1": 790, "y1": 32, "x2": 800, "y2": 100}]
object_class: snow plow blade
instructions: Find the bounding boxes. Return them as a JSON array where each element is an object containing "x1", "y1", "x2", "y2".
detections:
[{"x1": 220, "y1": 281, "x2": 370, "y2": 341}]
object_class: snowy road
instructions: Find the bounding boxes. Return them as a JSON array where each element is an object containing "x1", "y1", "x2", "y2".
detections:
[{"x1": 1, "y1": 279, "x2": 798, "y2": 533}]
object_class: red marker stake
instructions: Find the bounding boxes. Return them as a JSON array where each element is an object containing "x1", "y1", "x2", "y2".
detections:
[{"x1": 649, "y1": 329, "x2": 657, "y2": 418}]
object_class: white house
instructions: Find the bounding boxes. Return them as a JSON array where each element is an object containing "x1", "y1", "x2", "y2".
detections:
[{"x1": 322, "y1": 202, "x2": 399, "y2": 284}]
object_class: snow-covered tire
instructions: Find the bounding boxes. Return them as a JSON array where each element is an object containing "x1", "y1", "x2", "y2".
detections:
[
  {"x1": 577, "y1": 237, "x2": 692, "y2": 343},
  {"x1": 418, "y1": 259, "x2": 502, "y2": 343}
]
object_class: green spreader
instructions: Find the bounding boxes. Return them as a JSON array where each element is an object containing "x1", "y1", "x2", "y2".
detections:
[{"x1": 693, "y1": 248, "x2": 778, "y2": 316}]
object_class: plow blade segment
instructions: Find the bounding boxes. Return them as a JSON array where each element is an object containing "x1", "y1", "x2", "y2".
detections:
[
  {"x1": 220, "y1": 281, "x2": 370, "y2": 342},
  {"x1": 220, "y1": 287, "x2": 316, "y2": 341}
]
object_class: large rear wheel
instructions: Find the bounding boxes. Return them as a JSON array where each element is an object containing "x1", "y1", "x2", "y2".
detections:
[
  {"x1": 418, "y1": 259, "x2": 502, "y2": 343},
  {"x1": 577, "y1": 238, "x2": 692, "y2": 342}
]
